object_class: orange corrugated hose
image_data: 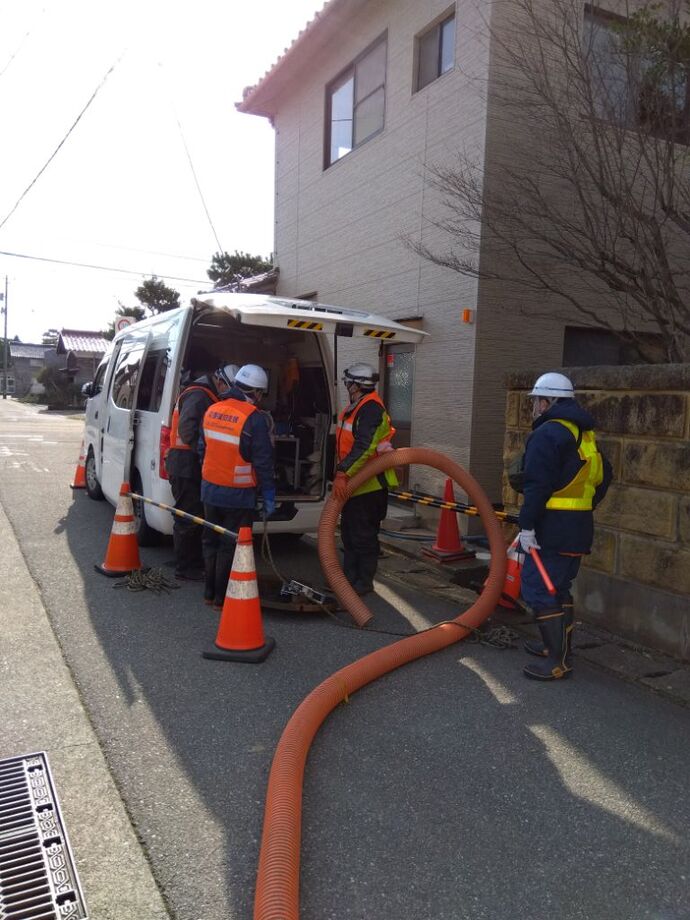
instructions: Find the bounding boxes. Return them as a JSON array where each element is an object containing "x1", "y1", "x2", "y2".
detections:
[{"x1": 254, "y1": 448, "x2": 507, "y2": 920}]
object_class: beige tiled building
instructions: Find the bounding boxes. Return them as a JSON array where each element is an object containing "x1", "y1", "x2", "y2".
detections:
[{"x1": 238, "y1": 0, "x2": 618, "y2": 501}]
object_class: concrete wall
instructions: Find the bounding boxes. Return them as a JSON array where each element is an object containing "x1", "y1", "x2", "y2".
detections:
[
  {"x1": 504, "y1": 365, "x2": 690, "y2": 661},
  {"x1": 268, "y1": 0, "x2": 493, "y2": 493}
]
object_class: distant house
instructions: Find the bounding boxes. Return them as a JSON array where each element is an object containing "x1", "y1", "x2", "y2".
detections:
[
  {"x1": 7, "y1": 342, "x2": 60, "y2": 398},
  {"x1": 56, "y1": 329, "x2": 110, "y2": 387}
]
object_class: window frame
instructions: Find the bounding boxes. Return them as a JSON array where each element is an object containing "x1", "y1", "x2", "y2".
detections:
[
  {"x1": 324, "y1": 31, "x2": 388, "y2": 169},
  {"x1": 413, "y1": 7, "x2": 456, "y2": 93},
  {"x1": 109, "y1": 341, "x2": 146, "y2": 410},
  {"x1": 583, "y1": 3, "x2": 690, "y2": 145}
]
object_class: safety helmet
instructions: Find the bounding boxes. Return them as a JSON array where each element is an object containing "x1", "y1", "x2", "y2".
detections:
[
  {"x1": 529, "y1": 372, "x2": 574, "y2": 399},
  {"x1": 215, "y1": 363, "x2": 239, "y2": 390},
  {"x1": 343, "y1": 363, "x2": 378, "y2": 389},
  {"x1": 235, "y1": 363, "x2": 269, "y2": 392}
]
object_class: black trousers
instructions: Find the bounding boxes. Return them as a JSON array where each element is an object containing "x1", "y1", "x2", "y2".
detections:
[
  {"x1": 202, "y1": 505, "x2": 254, "y2": 606},
  {"x1": 169, "y1": 474, "x2": 204, "y2": 573},
  {"x1": 340, "y1": 489, "x2": 388, "y2": 591}
]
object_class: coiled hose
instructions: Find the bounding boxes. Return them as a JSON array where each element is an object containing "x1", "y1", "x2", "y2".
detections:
[{"x1": 254, "y1": 448, "x2": 507, "y2": 920}]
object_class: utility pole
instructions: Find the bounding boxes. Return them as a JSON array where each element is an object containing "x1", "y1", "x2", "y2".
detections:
[{"x1": 1, "y1": 276, "x2": 7, "y2": 399}]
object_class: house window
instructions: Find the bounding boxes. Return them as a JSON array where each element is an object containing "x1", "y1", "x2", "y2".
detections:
[
  {"x1": 584, "y1": 5, "x2": 690, "y2": 144},
  {"x1": 1, "y1": 375, "x2": 15, "y2": 394},
  {"x1": 415, "y1": 10, "x2": 455, "y2": 92},
  {"x1": 325, "y1": 34, "x2": 387, "y2": 167}
]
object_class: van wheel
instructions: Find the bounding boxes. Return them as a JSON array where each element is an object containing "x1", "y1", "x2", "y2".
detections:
[
  {"x1": 131, "y1": 472, "x2": 161, "y2": 547},
  {"x1": 85, "y1": 449, "x2": 104, "y2": 500}
]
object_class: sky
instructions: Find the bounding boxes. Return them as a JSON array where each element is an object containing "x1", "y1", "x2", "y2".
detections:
[{"x1": 0, "y1": 0, "x2": 325, "y2": 343}]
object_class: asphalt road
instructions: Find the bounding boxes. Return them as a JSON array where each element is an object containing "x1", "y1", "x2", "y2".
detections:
[{"x1": 1, "y1": 399, "x2": 688, "y2": 920}]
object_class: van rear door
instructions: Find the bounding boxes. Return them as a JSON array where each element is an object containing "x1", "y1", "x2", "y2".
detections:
[
  {"x1": 100, "y1": 331, "x2": 152, "y2": 502},
  {"x1": 191, "y1": 294, "x2": 427, "y2": 344}
]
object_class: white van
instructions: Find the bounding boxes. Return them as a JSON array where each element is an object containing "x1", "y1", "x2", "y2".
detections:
[{"x1": 81, "y1": 293, "x2": 426, "y2": 544}]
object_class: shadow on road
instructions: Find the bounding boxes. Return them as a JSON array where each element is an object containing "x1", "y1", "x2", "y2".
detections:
[{"x1": 23, "y1": 491, "x2": 690, "y2": 919}]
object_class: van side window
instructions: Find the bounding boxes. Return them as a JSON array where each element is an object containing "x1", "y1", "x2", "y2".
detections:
[
  {"x1": 135, "y1": 349, "x2": 167, "y2": 412},
  {"x1": 110, "y1": 345, "x2": 143, "y2": 409},
  {"x1": 92, "y1": 361, "x2": 108, "y2": 396}
]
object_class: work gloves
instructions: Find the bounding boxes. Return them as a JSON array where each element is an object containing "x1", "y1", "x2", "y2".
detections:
[
  {"x1": 332, "y1": 471, "x2": 349, "y2": 503},
  {"x1": 518, "y1": 529, "x2": 540, "y2": 553},
  {"x1": 262, "y1": 488, "x2": 276, "y2": 518}
]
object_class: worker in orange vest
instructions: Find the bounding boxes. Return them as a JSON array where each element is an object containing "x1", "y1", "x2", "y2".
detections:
[
  {"x1": 200, "y1": 363, "x2": 276, "y2": 608},
  {"x1": 332, "y1": 363, "x2": 397, "y2": 596},
  {"x1": 165, "y1": 364, "x2": 237, "y2": 580}
]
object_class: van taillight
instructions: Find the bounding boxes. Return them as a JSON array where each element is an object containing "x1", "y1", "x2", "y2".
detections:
[{"x1": 159, "y1": 424, "x2": 171, "y2": 479}]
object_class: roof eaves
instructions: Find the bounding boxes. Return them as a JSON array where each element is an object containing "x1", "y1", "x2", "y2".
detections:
[{"x1": 237, "y1": 0, "x2": 348, "y2": 117}]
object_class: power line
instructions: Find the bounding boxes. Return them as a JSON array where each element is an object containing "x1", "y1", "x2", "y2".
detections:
[
  {"x1": 0, "y1": 247, "x2": 208, "y2": 285},
  {"x1": 0, "y1": 7, "x2": 45, "y2": 79},
  {"x1": 0, "y1": 53, "x2": 123, "y2": 234},
  {"x1": 174, "y1": 110, "x2": 224, "y2": 253}
]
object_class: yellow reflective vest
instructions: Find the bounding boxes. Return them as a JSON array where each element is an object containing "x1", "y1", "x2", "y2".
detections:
[{"x1": 545, "y1": 419, "x2": 604, "y2": 511}]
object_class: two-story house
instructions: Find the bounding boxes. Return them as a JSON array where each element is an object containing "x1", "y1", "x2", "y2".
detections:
[{"x1": 237, "y1": 0, "x2": 653, "y2": 500}]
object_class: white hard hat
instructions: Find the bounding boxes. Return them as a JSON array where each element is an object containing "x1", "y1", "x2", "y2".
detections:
[
  {"x1": 235, "y1": 364, "x2": 269, "y2": 392},
  {"x1": 530, "y1": 372, "x2": 574, "y2": 399},
  {"x1": 343, "y1": 363, "x2": 378, "y2": 388},
  {"x1": 216, "y1": 363, "x2": 239, "y2": 388}
]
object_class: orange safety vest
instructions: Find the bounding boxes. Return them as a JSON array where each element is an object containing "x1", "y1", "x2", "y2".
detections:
[
  {"x1": 336, "y1": 391, "x2": 397, "y2": 495},
  {"x1": 169, "y1": 385, "x2": 218, "y2": 452},
  {"x1": 202, "y1": 398, "x2": 258, "y2": 489}
]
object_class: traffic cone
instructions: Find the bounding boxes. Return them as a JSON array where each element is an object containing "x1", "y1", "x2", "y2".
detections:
[
  {"x1": 70, "y1": 440, "x2": 87, "y2": 489},
  {"x1": 94, "y1": 482, "x2": 143, "y2": 577},
  {"x1": 202, "y1": 526, "x2": 275, "y2": 663},
  {"x1": 496, "y1": 537, "x2": 525, "y2": 609},
  {"x1": 421, "y1": 478, "x2": 475, "y2": 563}
]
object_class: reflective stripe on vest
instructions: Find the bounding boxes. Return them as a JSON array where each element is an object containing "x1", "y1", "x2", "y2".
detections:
[
  {"x1": 169, "y1": 385, "x2": 218, "y2": 451},
  {"x1": 202, "y1": 398, "x2": 258, "y2": 489},
  {"x1": 336, "y1": 391, "x2": 397, "y2": 495},
  {"x1": 545, "y1": 419, "x2": 604, "y2": 511}
]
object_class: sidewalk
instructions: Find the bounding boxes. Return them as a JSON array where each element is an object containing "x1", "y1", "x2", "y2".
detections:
[
  {"x1": 0, "y1": 500, "x2": 171, "y2": 919},
  {"x1": 379, "y1": 513, "x2": 690, "y2": 708}
]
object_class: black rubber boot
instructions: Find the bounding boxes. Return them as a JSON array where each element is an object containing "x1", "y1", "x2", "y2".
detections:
[
  {"x1": 524, "y1": 600, "x2": 574, "y2": 662},
  {"x1": 523, "y1": 611, "x2": 572, "y2": 681}
]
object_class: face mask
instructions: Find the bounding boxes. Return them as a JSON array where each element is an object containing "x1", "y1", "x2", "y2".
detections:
[{"x1": 531, "y1": 398, "x2": 543, "y2": 421}]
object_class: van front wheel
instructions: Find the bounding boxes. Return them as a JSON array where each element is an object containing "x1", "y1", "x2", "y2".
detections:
[
  {"x1": 85, "y1": 449, "x2": 104, "y2": 501},
  {"x1": 131, "y1": 472, "x2": 161, "y2": 547}
]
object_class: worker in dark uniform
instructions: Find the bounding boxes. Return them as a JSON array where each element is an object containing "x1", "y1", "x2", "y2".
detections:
[
  {"x1": 165, "y1": 364, "x2": 237, "y2": 580},
  {"x1": 200, "y1": 363, "x2": 276, "y2": 608},
  {"x1": 518, "y1": 372, "x2": 612, "y2": 681},
  {"x1": 332, "y1": 363, "x2": 397, "y2": 596}
]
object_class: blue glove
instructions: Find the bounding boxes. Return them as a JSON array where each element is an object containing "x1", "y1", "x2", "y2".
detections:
[{"x1": 262, "y1": 488, "x2": 276, "y2": 518}]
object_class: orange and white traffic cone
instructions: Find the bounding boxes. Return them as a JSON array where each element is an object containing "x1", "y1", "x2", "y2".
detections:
[
  {"x1": 70, "y1": 440, "x2": 87, "y2": 490},
  {"x1": 496, "y1": 537, "x2": 525, "y2": 609},
  {"x1": 421, "y1": 478, "x2": 475, "y2": 563},
  {"x1": 94, "y1": 482, "x2": 143, "y2": 577},
  {"x1": 202, "y1": 526, "x2": 275, "y2": 663}
]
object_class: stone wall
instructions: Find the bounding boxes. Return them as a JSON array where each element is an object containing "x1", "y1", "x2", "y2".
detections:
[{"x1": 504, "y1": 365, "x2": 690, "y2": 661}]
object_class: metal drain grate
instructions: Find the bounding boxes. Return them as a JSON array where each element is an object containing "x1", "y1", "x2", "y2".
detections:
[{"x1": 0, "y1": 752, "x2": 87, "y2": 919}]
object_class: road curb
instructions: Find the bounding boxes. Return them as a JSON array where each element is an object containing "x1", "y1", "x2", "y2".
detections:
[{"x1": 0, "y1": 496, "x2": 172, "y2": 919}]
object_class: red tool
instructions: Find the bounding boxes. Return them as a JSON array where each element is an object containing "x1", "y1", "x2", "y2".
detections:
[{"x1": 530, "y1": 547, "x2": 556, "y2": 595}]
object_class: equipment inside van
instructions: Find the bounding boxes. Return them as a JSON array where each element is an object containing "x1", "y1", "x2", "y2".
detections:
[{"x1": 81, "y1": 293, "x2": 426, "y2": 542}]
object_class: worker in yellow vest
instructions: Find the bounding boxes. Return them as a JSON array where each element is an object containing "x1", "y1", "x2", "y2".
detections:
[
  {"x1": 200, "y1": 364, "x2": 275, "y2": 609},
  {"x1": 332, "y1": 363, "x2": 397, "y2": 596},
  {"x1": 518, "y1": 372, "x2": 612, "y2": 681},
  {"x1": 165, "y1": 364, "x2": 237, "y2": 580}
]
